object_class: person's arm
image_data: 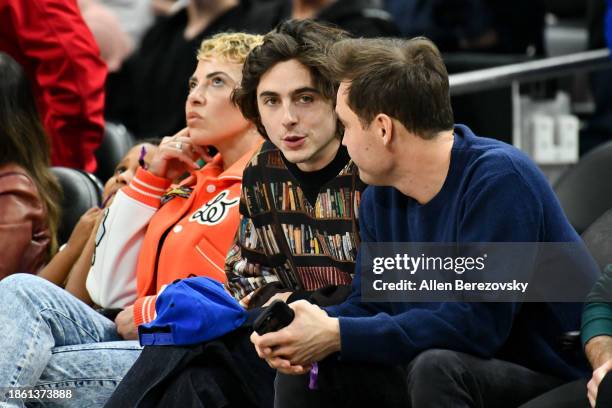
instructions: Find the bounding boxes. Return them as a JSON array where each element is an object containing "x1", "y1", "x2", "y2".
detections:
[
  {"x1": 86, "y1": 168, "x2": 171, "y2": 308},
  {"x1": 584, "y1": 284, "x2": 612, "y2": 408},
  {"x1": 78, "y1": 0, "x2": 134, "y2": 72},
  {"x1": 7, "y1": 0, "x2": 106, "y2": 171},
  {"x1": 115, "y1": 304, "x2": 138, "y2": 339},
  {"x1": 132, "y1": 294, "x2": 159, "y2": 327},
  {"x1": 582, "y1": 263, "x2": 612, "y2": 407},
  {"x1": 62, "y1": 208, "x2": 105, "y2": 304},
  {"x1": 583, "y1": 264, "x2": 612, "y2": 360},
  {"x1": 38, "y1": 207, "x2": 101, "y2": 286},
  {"x1": 224, "y1": 162, "x2": 289, "y2": 306},
  {"x1": 225, "y1": 214, "x2": 274, "y2": 304},
  {"x1": 0, "y1": 172, "x2": 49, "y2": 279},
  {"x1": 586, "y1": 335, "x2": 612, "y2": 370}
]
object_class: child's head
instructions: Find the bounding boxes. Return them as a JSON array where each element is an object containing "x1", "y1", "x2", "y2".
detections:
[{"x1": 102, "y1": 139, "x2": 160, "y2": 203}]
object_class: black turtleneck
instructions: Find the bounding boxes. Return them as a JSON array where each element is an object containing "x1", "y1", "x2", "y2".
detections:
[{"x1": 281, "y1": 144, "x2": 351, "y2": 207}]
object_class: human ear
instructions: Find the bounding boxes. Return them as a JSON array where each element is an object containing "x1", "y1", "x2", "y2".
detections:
[{"x1": 376, "y1": 114, "x2": 394, "y2": 146}]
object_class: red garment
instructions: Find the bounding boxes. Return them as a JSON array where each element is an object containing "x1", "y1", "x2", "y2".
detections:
[{"x1": 0, "y1": 0, "x2": 106, "y2": 172}]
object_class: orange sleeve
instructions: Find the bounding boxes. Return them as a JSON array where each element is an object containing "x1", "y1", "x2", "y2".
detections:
[
  {"x1": 133, "y1": 294, "x2": 157, "y2": 326},
  {"x1": 123, "y1": 167, "x2": 172, "y2": 208}
]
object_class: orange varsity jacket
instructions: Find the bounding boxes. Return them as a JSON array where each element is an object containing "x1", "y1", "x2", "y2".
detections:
[{"x1": 88, "y1": 147, "x2": 257, "y2": 326}]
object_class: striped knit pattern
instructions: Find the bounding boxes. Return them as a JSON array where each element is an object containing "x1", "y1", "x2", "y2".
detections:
[
  {"x1": 123, "y1": 167, "x2": 172, "y2": 209},
  {"x1": 225, "y1": 142, "x2": 366, "y2": 300},
  {"x1": 134, "y1": 295, "x2": 157, "y2": 325}
]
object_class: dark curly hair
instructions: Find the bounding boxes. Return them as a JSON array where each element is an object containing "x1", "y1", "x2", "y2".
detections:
[{"x1": 232, "y1": 19, "x2": 349, "y2": 139}]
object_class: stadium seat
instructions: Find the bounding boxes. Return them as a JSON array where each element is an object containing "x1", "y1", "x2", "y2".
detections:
[
  {"x1": 51, "y1": 167, "x2": 104, "y2": 245},
  {"x1": 557, "y1": 209, "x2": 612, "y2": 350},
  {"x1": 582, "y1": 208, "x2": 612, "y2": 271},
  {"x1": 554, "y1": 140, "x2": 612, "y2": 234},
  {"x1": 94, "y1": 122, "x2": 135, "y2": 183}
]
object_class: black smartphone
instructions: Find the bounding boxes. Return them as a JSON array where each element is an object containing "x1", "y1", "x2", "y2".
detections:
[{"x1": 253, "y1": 300, "x2": 295, "y2": 335}]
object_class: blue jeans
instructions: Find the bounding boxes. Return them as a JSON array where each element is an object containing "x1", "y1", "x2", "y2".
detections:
[{"x1": 0, "y1": 274, "x2": 142, "y2": 407}]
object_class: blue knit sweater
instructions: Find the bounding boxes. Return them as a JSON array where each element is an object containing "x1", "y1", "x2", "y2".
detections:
[{"x1": 326, "y1": 124, "x2": 597, "y2": 380}]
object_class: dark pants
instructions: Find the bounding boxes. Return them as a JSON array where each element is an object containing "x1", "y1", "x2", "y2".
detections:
[
  {"x1": 274, "y1": 349, "x2": 566, "y2": 408},
  {"x1": 104, "y1": 327, "x2": 276, "y2": 408},
  {"x1": 519, "y1": 372, "x2": 612, "y2": 408},
  {"x1": 518, "y1": 379, "x2": 589, "y2": 408}
]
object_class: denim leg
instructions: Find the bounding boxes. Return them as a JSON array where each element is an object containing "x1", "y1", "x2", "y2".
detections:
[
  {"x1": 0, "y1": 274, "x2": 125, "y2": 406},
  {"x1": 29, "y1": 341, "x2": 142, "y2": 408}
]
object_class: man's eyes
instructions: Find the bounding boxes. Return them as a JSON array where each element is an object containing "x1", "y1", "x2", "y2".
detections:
[
  {"x1": 298, "y1": 94, "x2": 314, "y2": 103},
  {"x1": 261, "y1": 94, "x2": 315, "y2": 106}
]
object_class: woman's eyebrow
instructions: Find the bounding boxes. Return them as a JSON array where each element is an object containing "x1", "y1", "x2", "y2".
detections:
[{"x1": 206, "y1": 71, "x2": 230, "y2": 79}]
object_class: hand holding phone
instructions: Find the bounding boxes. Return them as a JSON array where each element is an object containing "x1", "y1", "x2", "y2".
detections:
[{"x1": 253, "y1": 300, "x2": 295, "y2": 335}]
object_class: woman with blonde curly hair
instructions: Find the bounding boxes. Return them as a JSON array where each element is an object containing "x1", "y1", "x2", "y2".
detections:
[{"x1": 0, "y1": 32, "x2": 263, "y2": 407}]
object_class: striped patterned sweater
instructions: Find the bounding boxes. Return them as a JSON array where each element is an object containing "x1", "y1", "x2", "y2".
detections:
[{"x1": 225, "y1": 141, "x2": 366, "y2": 301}]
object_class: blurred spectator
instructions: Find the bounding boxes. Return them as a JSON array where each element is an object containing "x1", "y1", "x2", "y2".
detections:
[
  {"x1": 252, "y1": 0, "x2": 399, "y2": 38},
  {"x1": 0, "y1": 0, "x2": 106, "y2": 172},
  {"x1": 105, "y1": 0, "x2": 273, "y2": 140},
  {"x1": 79, "y1": 0, "x2": 134, "y2": 72},
  {"x1": 384, "y1": 0, "x2": 545, "y2": 55},
  {"x1": 0, "y1": 53, "x2": 62, "y2": 279},
  {"x1": 588, "y1": 0, "x2": 605, "y2": 49},
  {"x1": 153, "y1": 0, "x2": 186, "y2": 15},
  {"x1": 98, "y1": 0, "x2": 155, "y2": 47}
]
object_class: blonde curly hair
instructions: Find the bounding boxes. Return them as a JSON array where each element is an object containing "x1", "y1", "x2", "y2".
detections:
[{"x1": 197, "y1": 32, "x2": 264, "y2": 64}]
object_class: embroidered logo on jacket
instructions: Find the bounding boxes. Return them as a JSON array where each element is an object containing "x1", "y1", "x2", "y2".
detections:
[{"x1": 189, "y1": 190, "x2": 239, "y2": 226}]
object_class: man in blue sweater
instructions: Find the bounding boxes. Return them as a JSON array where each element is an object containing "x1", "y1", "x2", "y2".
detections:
[{"x1": 250, "y1": 36, "x2": 599, "y2": 407}]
